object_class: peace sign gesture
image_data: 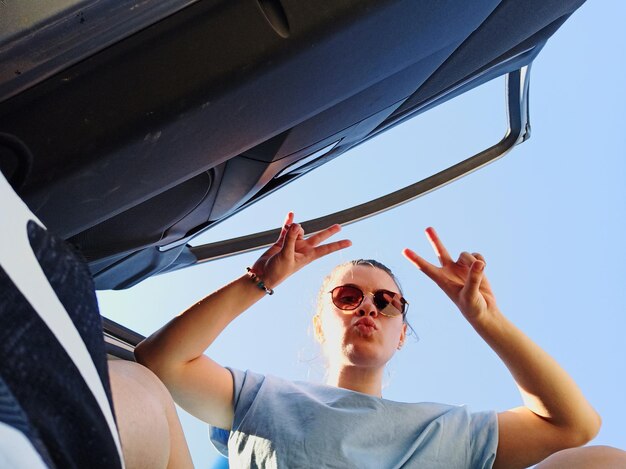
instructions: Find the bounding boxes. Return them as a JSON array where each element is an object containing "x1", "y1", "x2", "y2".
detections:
[
  {"x1": 252, "y1": 212, "x2": 352, "y2": 289},
  {"x1": 403, "y1": 227, "x2": 498, "y2": 322}
]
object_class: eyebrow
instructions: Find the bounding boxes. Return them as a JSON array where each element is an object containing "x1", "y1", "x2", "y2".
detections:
[{"x1": 338, "y1": 283, "x2": 400, "y2": 295}]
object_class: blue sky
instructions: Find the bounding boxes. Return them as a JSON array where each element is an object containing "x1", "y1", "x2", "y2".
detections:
[{"x1": 98, "y1": 2, "x2": 626, "y2": 467}]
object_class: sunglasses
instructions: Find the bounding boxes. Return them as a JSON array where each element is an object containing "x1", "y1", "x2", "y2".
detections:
[{"x1": 329, "y1": 285, "x2": 408, "y2": 318}]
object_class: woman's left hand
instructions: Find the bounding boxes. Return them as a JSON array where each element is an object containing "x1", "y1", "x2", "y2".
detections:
[
  {"x1": 405, "y1": 228, "x2": 603, "y2": 469},
  {"x1": 402, "y1": 227, "x2": 498, "y2": 322}
]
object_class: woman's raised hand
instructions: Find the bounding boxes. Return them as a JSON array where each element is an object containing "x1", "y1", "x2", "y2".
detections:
[
  {"x1": 403, "y1": 227, "x2": 498, "y2": 322},
  {"x1": 251, "y1": 212, "x2": 351, "y2": 288}
]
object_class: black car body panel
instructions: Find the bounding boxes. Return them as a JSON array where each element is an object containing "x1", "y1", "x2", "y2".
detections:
[{"x1": 0, "y1": 0, "x2": 586, "y2": 289}]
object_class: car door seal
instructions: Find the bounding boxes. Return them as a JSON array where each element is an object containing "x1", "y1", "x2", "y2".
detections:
[{"x1": 189, "y1": 66, "x2": 531, "y2": 263}]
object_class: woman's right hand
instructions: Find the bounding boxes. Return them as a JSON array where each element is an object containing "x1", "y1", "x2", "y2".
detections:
[
  {"x1": 251, "y1": 212, "x2": 351, "y2": 289},
  {"x1": 136, "y1": 213, "x2": 349, "y2": 430}
]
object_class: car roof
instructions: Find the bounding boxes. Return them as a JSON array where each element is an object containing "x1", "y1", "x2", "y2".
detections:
[{"x1": 0, "y1": 0, "x2": 586, "y2": 289}]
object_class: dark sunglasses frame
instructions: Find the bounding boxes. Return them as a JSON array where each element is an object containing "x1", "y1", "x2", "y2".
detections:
[{"x1": 329, "y1": 285, "x2": 409, "y2": 318}]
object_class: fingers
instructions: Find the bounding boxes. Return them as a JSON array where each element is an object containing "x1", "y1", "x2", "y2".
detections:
[
  {"x1": 457, "y1": 251, "x2": 488, "y2": 268},
  {"x1": 282, "y1": 211, "x2": 294, "y2": 228},
  {"x1": 457, "y1": 251, "x2": 475, "y2": 267},
  {"x1": 463, "y1": 260, "x2": 485, "y2": 298},
  {"x1": 472, "y1": 252, "x2": 486, "y2": 264},
  {"x1": 306, "y1": 224, "x2": 342, "y2": 247},
  {"x1": 282, "y1": 223, "x2": 304, "y2": 253},
  {"x1": 312, "y1": 239, "x2": 352, "y2": 260},
  {"x1": 457, "y1": 251, "x2": 492, "y2": 293},
  {"x1": 425, "y1": 227, "x2": 453, "y2": 266},
  {"x1": 277, "y1": 212, "x2": 295, "y2": 242},
  {"x1": 402, "y1": 248, "x2": 439, "y2": 281},
  {"x1": 280, "y1": 220, "x2": 350, "y2": 263},
  {"x1": 472, "y1": 253, "x2": 493, "y2": 291}
]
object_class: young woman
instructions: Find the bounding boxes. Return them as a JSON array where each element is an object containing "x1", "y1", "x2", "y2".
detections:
[{"x1": 135, "y1": 213, "x2": 616, "y2": 468}]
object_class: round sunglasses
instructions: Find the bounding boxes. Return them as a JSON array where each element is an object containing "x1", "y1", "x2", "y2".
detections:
[{"x1": 329, "y1": 285, "x2": 408, "y2": 318}]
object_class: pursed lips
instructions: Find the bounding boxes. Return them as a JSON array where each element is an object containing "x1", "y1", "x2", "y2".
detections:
[{"x1": 354, "y1": 317, "x2": 378, "y2": 334}]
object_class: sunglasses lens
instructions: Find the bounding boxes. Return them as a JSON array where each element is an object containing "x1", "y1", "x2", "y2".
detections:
[
  {"x1": 331, "y1": 286, "x2": 406, "y2": 317},
  {"x1": 331, "y1": 285, "x2": 363, "y2": 310},
  {"x1": 374, "y1": 290, "x2": 404, "y2": 317}
]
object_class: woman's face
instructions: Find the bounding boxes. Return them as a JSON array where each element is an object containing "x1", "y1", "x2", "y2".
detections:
[{"x1": 314, "y1": 265, "x2": 407, "y2": 369}]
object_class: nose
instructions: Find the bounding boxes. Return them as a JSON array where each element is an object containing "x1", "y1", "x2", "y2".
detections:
[{"x1": 356, "y1": 294, "x2": 378, "y2": 317}]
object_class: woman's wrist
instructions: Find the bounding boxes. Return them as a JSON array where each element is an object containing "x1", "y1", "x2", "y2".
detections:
[
  {"x1": 249, "y1": 261, "x2": 292, "y2": 292},
  {"x1": 465, "y1": 306, "x2": 505, "y2": 336},
  {"x1": 246, "y1": 267, "x2": 274, "y2": 295}
]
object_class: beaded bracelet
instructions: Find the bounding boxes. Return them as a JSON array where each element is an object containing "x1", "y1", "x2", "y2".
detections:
[{"x1": 246, "y1": 267, "x2": 274, "y2": 295}]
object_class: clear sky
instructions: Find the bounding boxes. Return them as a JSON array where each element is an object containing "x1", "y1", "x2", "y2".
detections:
[{"x1": 98, "y1": 2, "x2": 626, "y2": 467}]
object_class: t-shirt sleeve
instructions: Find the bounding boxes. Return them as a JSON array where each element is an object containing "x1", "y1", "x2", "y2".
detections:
[
  {"x1": 208, "y1": 368, "x2": 266, "y2": 457},
  {"x1": 469, "y1": 410, "x2": 499, "y2": 469}
]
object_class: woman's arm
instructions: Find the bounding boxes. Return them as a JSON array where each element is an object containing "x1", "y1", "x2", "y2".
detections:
[
  {"x1": 135, "y1": 213, "x2": 350, "y2": 430},
  {"x1": 403, "y1": 227, "x2": 601, "y2": 469}
]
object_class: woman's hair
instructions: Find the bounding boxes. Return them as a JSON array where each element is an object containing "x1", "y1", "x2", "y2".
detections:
[{"x1": 316, "y1": 259, "x2": 414, "y2": 333}]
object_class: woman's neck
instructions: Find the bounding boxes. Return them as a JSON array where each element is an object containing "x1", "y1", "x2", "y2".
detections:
[{"x1": 326, "y1": 365, "x2": 384, "y2": 397}]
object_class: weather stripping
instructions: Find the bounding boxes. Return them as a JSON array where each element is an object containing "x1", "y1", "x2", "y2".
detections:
[{"x1": 190, "y1": 66, "x2": 532, "y2": 263}]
